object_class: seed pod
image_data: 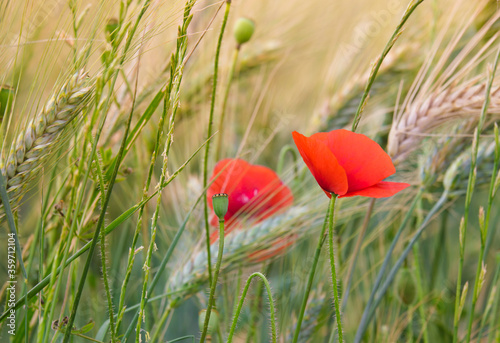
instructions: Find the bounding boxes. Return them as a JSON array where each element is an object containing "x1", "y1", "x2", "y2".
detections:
[
  {"x1": 395, "y1": 268, "x2": 417, "y2": 305},
  {"x1": 212, "y1": 193, "x2": 229, "y2": 220},
  {"x1": 233, "y1": 18, "x2": 255, "y2": 46}
]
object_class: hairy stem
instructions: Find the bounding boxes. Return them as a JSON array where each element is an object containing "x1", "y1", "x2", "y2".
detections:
[
  {"x1": 227, "y1": 272, "x2": 277, "y2": 343},
  {"x1": 200, "y1": 219, "x2": 225, "y2": 343}
]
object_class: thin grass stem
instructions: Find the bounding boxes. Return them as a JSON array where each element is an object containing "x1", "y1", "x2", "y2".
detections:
[
  {"x1": 465, "y1": 126, "x2": 500, "y2": 342},
  {"x1": 93, "y1": 155, "x2": 117, "y2": 342},
  {"x1": 351, "y1": 0, "x2": 424, "y2": 132},
  {"x1": 341, "y1": 198, "x2": 375, "y2": 311},
  {"x1": 0, "y1": 171, "x2": 27, "y2": 280},
  {"x1": 354, "y1": 188, "x2": 424, "y2": 343},
  {"x1": 487, "y1": 254, "x2": 500, "y2": 343},
  {"x1": 411, "y1": 242, "x2": 429, "y2": 343},
  {"x1": 149, "y1": 305, "x2": 173, "y2": 342},
  {"x1": 292, "y1": 209, "x2": 329, "y2": 343},
  {"x1": 454, "y1": 47, "x2": 500, "y2": 343},
  {"x1": 134, "y1": 2, "x2": 196, "y2": 339},
  {"x1": 121, "y1": 148, "x2": 211, "y2": 341},
  {"x1": 327, "y1": 194, "x2": 343, "y2": 342},
  {"x1": 364, "y1": 191, "x2": 449, "y2": 337},
  {"x1": 215, "y1": 46, "x2": 239, "y2": 161}
]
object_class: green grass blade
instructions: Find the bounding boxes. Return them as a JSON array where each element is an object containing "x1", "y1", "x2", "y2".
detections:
[{"x1": 0, "y1": 171, "x2": 27, "y2": 280}]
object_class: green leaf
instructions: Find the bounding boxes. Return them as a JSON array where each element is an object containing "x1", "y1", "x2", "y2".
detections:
[
  {"x1": 0, "y1": 85, "x2": 14, "y2": 120},
  {"x1": 75, "y1": 320, "x2": 94, "y2": 334}
]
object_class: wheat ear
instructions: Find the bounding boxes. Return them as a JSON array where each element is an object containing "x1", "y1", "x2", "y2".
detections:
[
  {"x1": 388, "y1": 81, "x2": 500, "y2": 163},
  {"x1": 0, "y1": 70, "x2": 92, "y2": 210},
  {"x1": 167, "y1": 206, "x2": 314, "y2": 306}
]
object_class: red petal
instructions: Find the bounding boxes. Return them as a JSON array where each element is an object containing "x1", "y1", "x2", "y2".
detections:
[
  {"x1": 207, "y1": 159, "x2": 252, "y2": 223},
  {"x1": 339, "y1": 181, "x2": 410, "y2": 198},
  {"x1": 292, "y1": 131, "x2": 348, "y2": 196},
  {"x1": 313, "y1": 130, "x2": 396, "y2": 192},
  {"x1": 207, "y1": 158, "x2": 293, "y2": 238}
]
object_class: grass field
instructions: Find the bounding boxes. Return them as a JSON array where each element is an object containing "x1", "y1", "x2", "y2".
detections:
[{"x1": 1, "y1": 0, "x2": 500, "y2": 342}]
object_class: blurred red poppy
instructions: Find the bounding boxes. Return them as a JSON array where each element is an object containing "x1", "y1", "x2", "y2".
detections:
[
  {"x1": 208, "y1": 158, "x2": 293, "y2": 241},
  {"x1": 247, "y1": 234, "x2": 297, "y2": 263},
  {"x1": 292, "y1": 129, "x2": 410, "y2": 198}
]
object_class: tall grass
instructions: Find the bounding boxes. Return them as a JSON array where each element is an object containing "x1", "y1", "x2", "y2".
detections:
[{"x1": 1, "y1": 0, "x2": 500, "y2": 342}]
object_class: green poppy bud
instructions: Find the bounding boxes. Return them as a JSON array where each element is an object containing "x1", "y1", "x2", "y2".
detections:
[
  {"x1": 233, "y1": 18, "x2": 255, "y2": 46},
  {"x1": 395, "y1": 268, "x2": 417, "y2": 305},
  {"x1": 212, "y1": 193, "x2": 229, "y2": 220},
  {"x1": 198, "y1": 309, "x2": 219, "y2": 334},
  {"x1": 105, "y1": 18, "x2": 119, "y2": 44}
]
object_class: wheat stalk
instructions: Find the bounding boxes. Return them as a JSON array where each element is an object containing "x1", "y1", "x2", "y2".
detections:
[
  {"x1": 167, "y1": 206, "x2": 316, "y2": 306},
  {"x1": 0, "y1": 70, "x2": 92, "y2": 210},
  {"x1": 388, "y1": 81, "x2": 500, "y2": 163}
]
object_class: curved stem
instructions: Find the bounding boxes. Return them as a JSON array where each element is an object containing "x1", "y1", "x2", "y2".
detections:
[
  {"x1": 277, "y1": 145, "x2": 299, "y2": 177},
  {"x1": 227, "y1": 272, "x2": 277, "y2": 343},
  {"x1": 292, "y1": 209, "x2": 329, "y2": 343},
  {"x1": 246, "y1": 264, "x2": 271, "y2": 343},
  {"x1": 327, "y1": 195, "x2": 343, "y2": 342},
  {"x1": 199, "y1": 219, "x2": 225, "y2": 343},
  {"x1": 203, "y1": 0, "x2": 231, "y2": 287}
]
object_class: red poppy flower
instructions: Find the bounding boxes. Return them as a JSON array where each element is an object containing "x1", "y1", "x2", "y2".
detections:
[
  {"x1": 207, "y1": 158, "x2": 293, "y2": 241},
  {"x1": 292, "y1": 129, "x2": 410, "y2": 198}
]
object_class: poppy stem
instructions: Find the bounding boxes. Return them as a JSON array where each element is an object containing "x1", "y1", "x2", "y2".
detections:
[
  {"x1": 203, "y1": 0, "x2": 231, "y2": 287},
  {"x1": 292, "y1": 210, "x2": 329, "y2": 343},
  {"x1": 327, "y1": 194, "x2": 343, "y2": 342},
  {"x1": 200, "y1": 219, "x2": 225, "y2": 343}
]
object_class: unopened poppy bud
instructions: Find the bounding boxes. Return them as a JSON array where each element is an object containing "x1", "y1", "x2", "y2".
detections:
[
  {"x1": 105, "y1": 18, "x2": 119, "y2": 44},
  {"x1": 233, "y1": 18, "x2": 255, "y2": 46},
  {"x1": 198, "y1": 309, "x2": 219, "y2": 334},
  {"x1": 395, "y1": 268, "x2": 417, "y2": 305},
  {"x1": 212, "y1": 193, "x2": 229, "y2": 220}
]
